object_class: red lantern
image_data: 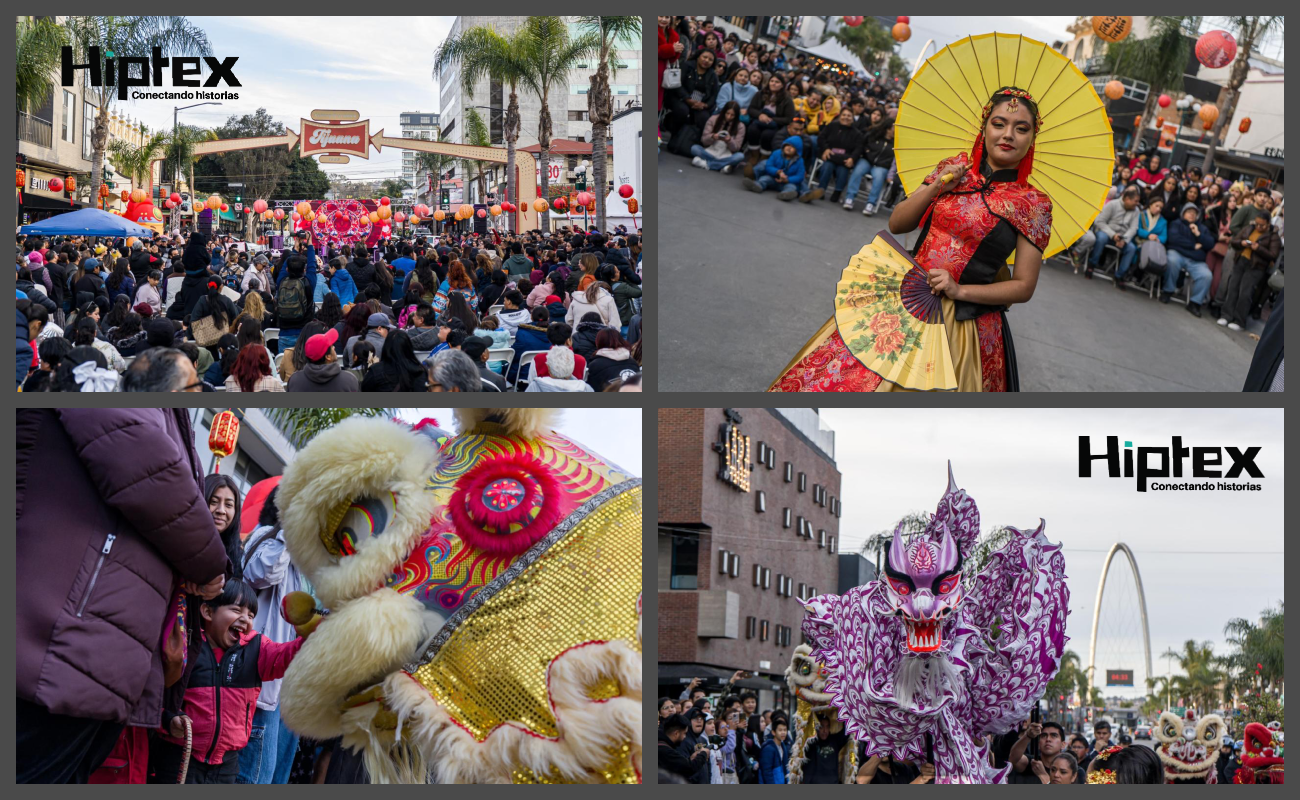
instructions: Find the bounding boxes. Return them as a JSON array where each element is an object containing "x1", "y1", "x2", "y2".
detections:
[
  {"x1": 273, "y1": 208, "x2": 285, "y2": 220},
  {"x1": 63, "y1": 176, "x2": 75, "y2": 194},
  {"x1": 1158, "y1": 94, "x2": 1172, "y2": 109},
  {"x1": 220, "y1": 203, "x2": 229, "y2": 212},
  {"x1": 1134, "y1": 115, "x2": 1142, "y2": 128},
  {"x1": 121, "y1": 189, "x2": 130, "y2": 202},
  {"x1": 627, "y1": 198, "x2": 638, "y2": 214},
  {"x1": 253, "y1": 199, "x2": 268, "y2": 214},
  {"x1": 16, "y1": 168, "x2": 26, "y2": 188},
  {"x1": 208, "y1": 410, "x2": 241, "y2": 471},
  {"x1": 891, "y1": 23, "x2": 911, "y2": 43},
  {"x1": 897, "y1": 15, "x2": 910, "y2": 24},
  {"x1": 170, "y1": 191, "x2": 181, "y2": 204},
  {"x1": 379, "y1": 196, "x2": 391, "y2": 206},
  {"x1": 1239, "y1": 117, "x2": 1252, "y2": 134},
  {"x1": 1195, "y1": 30, "x2": 1237, "y2": 69},
  {"x1": 476, "y1": 208, "x2": 487, "y2": 218},
  {"x1": 47, "y1": 177, "x2": 64, "y2": 193},
  {"x1": 1203, "y1": 119, "x2": 1214, "y2": 131},
  {"x1": 245, "y1": 206, "x2": 254, "y2": 214},
  {"x1": 618, "y1": 184, "x2": 634, "y2": 199},
  {"x1": 552, "y1": 196, "x2": 567, "y2": 212},
  {"x1": 393, "y1": 211, "x2": 406, "y2": 223},
  {"x1": 843, "y1": 16, "x2": 863, "y2": 27}
]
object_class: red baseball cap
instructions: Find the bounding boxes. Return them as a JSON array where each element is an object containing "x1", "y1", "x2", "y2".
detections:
[{"x1": 304, "y1": 328, "x2": 339, "y2": 362}]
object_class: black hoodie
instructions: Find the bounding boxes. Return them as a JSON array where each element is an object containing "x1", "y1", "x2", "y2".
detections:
[
  {"x1": 572, "y1": 320, "x2": 603, "y2": 360},
  {"x1": 347, "y1": 253, "x2": 376, "y2": 292}
]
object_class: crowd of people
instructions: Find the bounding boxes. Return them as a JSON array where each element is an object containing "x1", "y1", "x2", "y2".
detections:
[
  {"x1": 657, "y1": 680, "x2": 1245, "y2": 785},
  {"x1": 658, "y1": 15, "x2": 906, "y2": 216},
  {"x1": 16, "y1": 222, "x2": 644, "y2": 393},
  {"x1": 1065, "y1": 151, "x2": 1283, "y2": 328}
]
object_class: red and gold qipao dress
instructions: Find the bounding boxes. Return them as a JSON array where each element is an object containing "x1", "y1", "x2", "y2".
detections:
[{"x1": 769, "y1": 151, "x2": 1052, "y2": 392}]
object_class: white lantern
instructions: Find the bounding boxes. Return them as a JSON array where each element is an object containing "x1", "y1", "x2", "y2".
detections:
[{"x1": 1192, "y1": 103, "x2": 1202, "y2": 113}]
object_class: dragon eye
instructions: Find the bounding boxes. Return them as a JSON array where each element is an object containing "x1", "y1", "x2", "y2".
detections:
[
  {"x1": 937, "y1": 575, "x2": 959, "y2": 594},
  {"x1": 888, "y1": 578, "x2": 910, "y2": 596}
]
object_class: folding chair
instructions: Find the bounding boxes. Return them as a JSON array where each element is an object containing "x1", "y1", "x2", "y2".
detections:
[{"x1": 512, "y1": 350, "x2": 548, "y2": 391}]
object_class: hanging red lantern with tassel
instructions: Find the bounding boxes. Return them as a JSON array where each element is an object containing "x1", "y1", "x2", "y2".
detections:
[
  {"x1": 208, "y1": 410, "x2": 241, "y2": 472},
  {"x1": 1238, "y1": 117, "x2": 1252, "y2": 134},
  {"x1": 16, "y1": 167, "x2": 25, "y2": 204}
]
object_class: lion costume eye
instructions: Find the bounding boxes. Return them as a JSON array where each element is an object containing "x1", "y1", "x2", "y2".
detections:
[
  {"x1": 322, "y1": 493, "x2": 399, "y2": 557},
  {"x1": 888, "y1": 578, "x2": 911, "y2": 596},
  {"x1": 798, "y1": 661, "x2": 812, "y2": 676}
]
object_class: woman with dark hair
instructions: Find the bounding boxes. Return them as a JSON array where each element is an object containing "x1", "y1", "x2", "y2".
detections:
[
  {"x1": 101, "y1": 294, "x2": 131, "y2": 334},
  {"x1": 109, "y1": 312, "x2": 148, "y2": 356},
  {"x1": 444, "y1": 292, "x2": 478, "y2": 334},
  {"x1": 105, "y1": 257, "x2": 136, "y2": 305},
  {"x1": 586, "y1": 327, "x2": 640, "y2": 390},
  {"x1": 49, "y1": 345, "x2": 114, "y2": 392},
  {"x1": 206, "y1": 333, "x2": 240, "y2": 386},
  {"x1": 189, "y1": 277, "x2": 238, "y2": 342},
  {"x1": 746, "y1": 73, "x2": 795, "y2": 149},
  {"x1": 316, "y1": 293, "x2": 343, "y2": 329},
  {"x1": 73, "y1": 316, "x2": 126, "y2": 373},
  {"x1": 360, "y1": 328, "x2": 427, "y2": 391},
  {"x1": 284, "y1": 319, "x2": 328, "y2": 380},
  {"x1": 1084, "y1": 744, "x2": 1164, "y2": 784},
  {"x1": 691, "y1": 100, "x2": 747, "y2": 173},
  {"x1": 373, "y1": 259, "x2": 395, "y2": 298},
  {"x1": 477, "y1": 269, "x2": 508, "y2": 316},
  {"x1": 1132, "y1": 152, "x2": 1168, "y2": 191},
  {"x1": 773, "y1": 86, "x2": 1054, "y2": 392},
  {"x1": 224, "y1": 343, "x2": 285, "y2": 392},
  {"x1": 203, "y1": 474, "x2": 244, "y2": 581},
  {"x1": 336, "y1": 303, "x2": 370, "y2": 358},
  {"x1": 347, "y1": 339, "x2": 377, "y2": 384}
]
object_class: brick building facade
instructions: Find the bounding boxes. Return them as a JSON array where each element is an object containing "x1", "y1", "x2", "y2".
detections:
[{"x1": 658, "y1": 408, "x2": 842, "y2": 710}]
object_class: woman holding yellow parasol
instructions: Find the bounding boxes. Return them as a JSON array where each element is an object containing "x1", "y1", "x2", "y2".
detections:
[{"x1": 770, "y1": 34, "x2": 1111, "y2": 392}]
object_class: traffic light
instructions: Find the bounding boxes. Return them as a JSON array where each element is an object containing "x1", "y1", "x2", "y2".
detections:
[{"x1": 235, "y1": 195, "x2": 241, "y2": 202}]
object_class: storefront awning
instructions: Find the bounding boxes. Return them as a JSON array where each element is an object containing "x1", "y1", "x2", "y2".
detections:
[
  {"x1": 20, "y1": 193, "x2": 85, "y2": 212},
  {"x1": 794, "y1": 39, "x2": 868, "y2": 74}
]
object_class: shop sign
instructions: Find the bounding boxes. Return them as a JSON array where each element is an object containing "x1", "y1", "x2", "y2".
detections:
[
  {"x1": 26, "y1": 168, "x2": 68, "y2": 200},
  {"x1": 713, "y1": 408, "x2": 753, "y2": 492},
  {"x1": 299, "y1": 119, "x2": 371, "y2": 159}
]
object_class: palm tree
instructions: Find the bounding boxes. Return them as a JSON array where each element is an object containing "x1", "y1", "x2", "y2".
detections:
[
  {"x1": 1101, "y1": 16, "x2": 1193, "y2": 136},
  {"x1": 1201, "y1": 16, "x2": 1284, "y2": 175},
  {"x1": 459, "y1": 108, "x2": 492, "y2": 205},
  {"x1": 15, "y1": 17, "x2": 69, "y2": 115},
  {"x1": 519, "y1": 16, "x2": 600, "y2": 232},
  {"x1": 434, "y1": 22, "x2": 531, "y2": 232},
  {"x1": 1223, "y1": 601, "x2": 1284, "y2": 696},
  {"x1": 264, "y1": 408, "x2": 397, "y2": 450},
  {"x1": 108, "y1": 128, "x2": 169, "y2": 202},
  {"x1": 62, "y1": 16, "x2": 213, "y2": 203},
  {"x1": 415, "y1": 132, "x2": 456, "y2": 211},
  {"x1": 163, "y1": 124, "x2": 216, "y2": 228},
  {"x1": 577, "y1": 16, "x2": 641, "y2": 232}
]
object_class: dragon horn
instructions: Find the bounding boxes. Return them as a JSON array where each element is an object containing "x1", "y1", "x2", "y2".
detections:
[
  {"x1": 938, "y1": 522, "x2": 958, "y2": 567},
  {"x1": 947, "y1": 460, "x2": 958, "y2": 495},
  {"x1": 887, "y1": 520, "x2": 907, "y2": 571}
]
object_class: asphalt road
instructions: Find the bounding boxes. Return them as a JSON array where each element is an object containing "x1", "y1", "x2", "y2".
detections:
[{"x1": 659, "y1": 150, "x2": 1262, "y2": 392}]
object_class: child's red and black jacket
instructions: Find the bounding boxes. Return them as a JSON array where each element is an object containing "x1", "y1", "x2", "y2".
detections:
[{"x1": 159, "y1": 630, "x2": 303, "y2": 765}]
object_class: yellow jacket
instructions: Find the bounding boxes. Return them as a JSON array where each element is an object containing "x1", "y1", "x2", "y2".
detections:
[{"x1": 806, "y1": 97, "x2": 842, "y2": 135}]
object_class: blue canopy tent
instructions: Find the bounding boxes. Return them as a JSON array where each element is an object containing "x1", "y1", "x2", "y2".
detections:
[{"x1": 18, "y1": 207, "x2": 156, "y2": 238}]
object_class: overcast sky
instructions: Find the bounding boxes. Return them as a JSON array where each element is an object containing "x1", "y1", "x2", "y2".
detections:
[
  {"x1": 818, "y1": 408, "x2": 1283, "y2": 697},
  {"x1": 394, "y1": 408, "x2": 641, "y2": 477},
  {"x1": 119, "y1": 16, "x2": 454, "y2": 182}
]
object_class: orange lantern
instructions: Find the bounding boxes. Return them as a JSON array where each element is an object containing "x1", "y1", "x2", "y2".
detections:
[
  {"x1": 206, "y1": 194, "x2": 222, "y2": 210},
  {"x1": 64, "y1": 176, "x2": 75, "y2": 194},
  {"x1": 1133, "y1": 115, "x2": 1142, "y2": 128},
  {"x1": 368, "y1": 211, "x2": 380, "y2": 223},
  {"x1": 295, "y1": 201, "x2": 311, "y2": 216},
  {"x1": 533, "y1": 198, "x2": 549, "y2": 212},
  {"x1": 458, "y1": 203, "x2": 472, "y2": 217},
  {"x1": 121, "y1": 189, "x2": 130, "y2": 202},
  {"x1": 1092, "y1": 16, "x2": 1133, "y2": 43},
  {"x1": 409, "y1": 215, "x2": 420, "y2": 225},
  {"x1": 99, "y1": 183, "x2": 110, "y2": 198},
  {"x1": 262, "y1": 210, "x2": 273, "y2": 220},
  {"x1": 376, "y1": 205, "x2": 391, "y2": 220},
  {"x1": 16, "y1": 168, "x2": 26, "y2": 188},
  {"x1": 627, "y1": 198, "x2": 638, "y2": 214},
  {"x1": 126, "y1": 237, "x2": 137, "y2": 248},
  {"x1": 131, "y1": 188, "x2": 147, "y2": 203},
  {"x1": 1238, "y1": 117, "x2": 1252, "y2": 134},
  {"x1": 1156, "y1": 115, "x2": 1165, "y2": 128},
  {"x1": 489, "y1": 204, "x2": 502, "y2": 216},
  {"x1": 1203, "y1": 119, "x2": 1214, "y2": 131},
  {"x1": 433, "y1": 209, "x2": 445, "y2": 221},
  {"x1": 891, "y1": 23, "x2": 911, "y2": 43},
  {"x1": 1104, "y1": 80, "x2": 1124, "y2": 101},
  {"x1": 1198, "y1": 103, "x2": 1219, "y2": 125},
  {"x1": 208, "y1": 410, "x2": 241, "y2": 471}
]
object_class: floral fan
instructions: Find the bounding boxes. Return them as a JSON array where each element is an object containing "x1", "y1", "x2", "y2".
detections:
[{"x1": 833, "y1": 232, "x2": 958, "y2": 391}]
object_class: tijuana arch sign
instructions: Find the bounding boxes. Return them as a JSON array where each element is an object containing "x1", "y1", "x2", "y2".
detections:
[{"x1": 150, "y1": 109, "x2": 540, "y2": 232}]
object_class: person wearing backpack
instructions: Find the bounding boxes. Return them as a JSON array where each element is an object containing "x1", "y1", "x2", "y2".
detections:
[{"x1": 274, "y1": 255, "x2": 315, "y2": 353}]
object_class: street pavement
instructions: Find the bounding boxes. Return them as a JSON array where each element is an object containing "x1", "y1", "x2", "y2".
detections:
[{"x1": 658, "y1": 150, "x2": 1262, "y2": 392}]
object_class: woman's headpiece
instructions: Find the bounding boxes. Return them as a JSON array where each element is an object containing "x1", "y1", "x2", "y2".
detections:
[{"x1": 980, "y1": 88, "x2": 1042, "y2": 134}]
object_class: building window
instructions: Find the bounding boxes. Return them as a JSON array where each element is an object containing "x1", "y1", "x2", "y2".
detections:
[
  {"x1": 785, "y1": 462, "x2": 793, "y2": 482},
  {"x1": 796, "y1": 516, "x2": 804, "y2": 536},
  {"x1": 763, "y1": 568, "x2": 771, "y2": 590},
  {"x1": 798, "y1": 473, "x2": 807, "y2": 492},
  {"x1": 670, "y1": 535, "x2": 698, "y2": 590},
  {"x1": 757, "y1": 441, "x2": 767, "y2": 463},
  {"x1": 567, "y1": 110, "x2": 587, "y2": 122},
  {"x1": 62, "y1": 90, "x2": 75, "y2": 143},
  {"x1": 82, "y1": 101, "x2": 95, "y2": 160},
  {"x1": 753, "y1": 563, "x2": 762, "y2": 586},
  {"x1": 766, "y1": 448, "x2": 775, "y2": 469},
  {"x1": 829, "y1": 536, "x2": 836, "y2": 554},
  {"x1": 798, "y1": 582, "x2": 806, "y2": 599},
  {"x1": 746, "y1": 616, "x2": 757, "y2": 639},
  {"x1": 719, "y1": 549, "x2": 731, "y2": 574},
  {"x1": 760, "y1": 620, "x2": 770, "y2": 642},
  {"x1": 818, "y1": 530, "x2": 827, "y2": 549},
  {"x1": 755, "y1": 490, "x2": 766, "y2": 513},
  {"x1": 783, "y1": 508, "x2": 792, "y2": 528},
  {"x1": 730, "y1": 553, "x2": 740, "y2": 578}
]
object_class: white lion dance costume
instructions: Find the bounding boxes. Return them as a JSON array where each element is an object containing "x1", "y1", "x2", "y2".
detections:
[
  {"x1": 801, "y1": 463, "x2": 1069, "y2": 783},
  {"x1": 276, "y1": 410, "x2": 642, "y2": 783},
  {"x1": 784, "y1": 644, "x2": 857, "y2": 783}
]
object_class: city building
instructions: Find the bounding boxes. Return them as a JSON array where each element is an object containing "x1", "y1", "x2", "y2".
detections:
[
  {"x1": 189, "y1": 409, "x2": 296, "y2": 496},
  {"x1": 564, "y1": 21, "x2": 642, "y2": 142},
  {"x1": 399, "y1": 111, "x2": 441, "y2": 198},
  {"x1": 658, "y1": 408, "x2": 842, "y2": 712}
]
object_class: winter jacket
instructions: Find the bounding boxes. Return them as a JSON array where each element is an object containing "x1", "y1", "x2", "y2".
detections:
[
  {"x1": 16, "y1": 308, "x2": 33, "y2": 389},
  {"x1": 526, "y1": 375, "x2": 594, "y2": 392},
  {"x1": 572, "y1": 320, "x2": 603, "y2": 359},
  {"x1": 815, "y1": 121, "x2": 864, "y2": 165},
  {"x1": 106, "y1": 273, "x2": 136, "y2": 306},
  {"x1": 657, "y1": 25, "x2": 681, "y2": 96},
  {"x1": 802, "y1": 730, "x2": 850, "y2": 784},
  {"x1": 479, "y1": 282, "x2": 506, "y2": 314},
  {"x1": 701, "y1": 115, "x2": 746, "y2": 152},
  {"x1": 240, "y1": 526, "x2": 306, "y2": 711},
  {"x1": 759, "y1": 736, "x2": 792, "y2": 784},
  {"x1": 360, "y1": 361, "x2": 427, "y2": 392},
  {"x1": 432, "y1": 281, "x2": 479, "y2": 319},
  {"x1": 805, "y1": 97, "x2": 842, "y2": 136},
  {"x1": 714, "y1": 80, "x2": 758, "y2": 114},
  {"x1": 533, "y1": 351, "x2": 586, "y2": 380},
  {"x1": 1166, "y1": 208, "x2": 1216, "y2": 262},
  {"x1": 16, "y1": 409, "x2": 229, "y2": 727},
  {"x1": 134, "y1": 281, "x2": 162, "y2": 314},
  {"x1": 525, "y1": 281, "x2": 556, "y2": 310},
  {"x1": 1232, "y1": 223, "x2": 1282, "y2": 271},
  {"x1": 587, "y1": 347, "x2": 640, "y2": 390},
  {"x1": 610, "y1": 281, "x2": 643, "y2": 326},
  {"x1": 659, "y1": 729, "x2": 701, "y2": 782},
  {"x1": 74, "y1": 272, "x2": 109, "y2": 305},
  {"x1": 1137, "y1": 210, "x2": 1168, "y2": 244},
  {"x1": 508, "y1": 324, "x2": 551, "y2": 384},
  {"x1": 763, "y1": 134, "x2": 806, "y2": 187},
  {"x1": 129, "y1": 249, "x2": 158, "y2": 284},
  {"x1": 345, "y1": 254, "x2": 376, "y2": 292},
  {"x1": 474, "y1": 327, "x2": 511, "y2": 372},
  {"x1": 565, "y1": 286, "x2": 620, "y2": 328},
  {"x1": 1092, "y1": 197, "x2": 1140, "y2": 242},
  {"x1": 241, "y1": 265, "x2": 272, "y2": 294},
  {"x1": 329, "y1": 268, "x2": 358, "y2": 306},
  {"x1": 862, "y1": 126, "x2": 895, "y2": 169},
  {"x1": 157, "y1": 630, "x2": 303, "y2": 765},
  {"x1": 17, "y1": 280, "x2": 58, "y2": 315},
  {"x1": 748, "y1": 91, "x2": 796, "y2": 131},
  {"x1": 496, "y1": 307, "x2": 532, "y2": 336},
  {"x1": 674, "y1": 60, "x2": 720, "y2": 111},
  {"x1": 501, "y1": 254, "x2": 534, "y2": 280},
  {"x1": 286, "y1": 360, "x2": 360, "y2": 392}
]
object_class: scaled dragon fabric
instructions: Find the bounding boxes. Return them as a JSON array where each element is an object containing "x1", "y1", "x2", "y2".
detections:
[{"x1": 801, "y1": 464, "x2": 1069, "y2": 783}]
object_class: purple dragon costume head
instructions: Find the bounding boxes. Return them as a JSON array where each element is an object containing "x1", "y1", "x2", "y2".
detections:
[{"x1": 803, "y1": 462, "x2": 1070, "y2": 783}]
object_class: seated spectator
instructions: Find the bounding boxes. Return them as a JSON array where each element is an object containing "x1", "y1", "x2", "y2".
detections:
[
  {"x1": 1160, "y1": 202, "x2": 1216, "y2": 316},
  {"x1": 533, "y1": 322, "x2": 587, "y2": 380},
  {"x1": 344, "y1": 312, "x2": 391, "y2": 364},
  {"x1": 459, "y1": 335, "x2": 506, "y2": 392},
  {"x1": 406, "y1": 303, "x2": 441, "y2": 351},
  {"x1": 526, "y1": 345, "x2": 592, "y2": 392},
  {"x1": 286, "y1": 328, "x2": 359, "y2": 392},
  {"x1": 799, "y1": 108, "x2": 864, "y2": 205},
  {"x1": 206, "y1": 333, "x2": 239, "y2": 387},
  {"x1": 496, "y1": 290, "x2": 531, "y2": 335},
  {"x1": 690, "y1": 101, "x2": 747, "y2": 173},
  {"x1": 474, "y1": 315, "x2": 511, "y2": 374},
  {"x1": 361, "y1": 328, "x2": 427, "y2": 392},
  {"x1": 22, "y1": 337, "x2": 74, "y2": 392},
  {"x1": 1112, "y1": 194, "x2": 1169, "y2": 289},
  {"x1": 479, "y1": 269, "x2": 508, "y2": 315},
  {"x1": 430, "y1": 318, "x2": 465, "y2": 357},
  {"x1": 1085, "y1": 187, "x2": 1140, "y2": 280},
  {"x1": 508, "y1": 305, "x2": 552, "y2": 385},
  {"x1": 134, "y1": 269, "x2": 163, "y2": 314},
  {"x1": 224, "y1": 343, "x2": 285, "y2": 392},
  {"x1": 526, "y1": 272, "x2": 556, "y2": 310},
  {"x1": 120, "y1": 346, "x2": 203, "y2": 392},
  {"x1": 572, "y1": 311, "x2": 604, "y2": 360},
  {"x1": 347, "y1": 339, "x2": 377, "y2": 384},
  {"x1": 47, "y1": 345, "x2": 116, "y2": 392},
  {"x1": 587, "y1": 328, "x2": 640, "y2": 390},
  {"x1": 426, "y1": 348, "x2": 481, "y2": 392},
  {"x1": 742, "y1": 135, "x2": 805, "y2": 200},
  {"x1": 72, "y1": 317, "x2": 127, "y2": 373}
]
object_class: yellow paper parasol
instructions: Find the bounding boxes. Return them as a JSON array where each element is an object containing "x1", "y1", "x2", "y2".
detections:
[
  {"x1": 834, "y1": 232, "x2": 958, "y2": 391},
  {"x1": 894, "y1": 33, "x2": 1113, "y2": 259}
]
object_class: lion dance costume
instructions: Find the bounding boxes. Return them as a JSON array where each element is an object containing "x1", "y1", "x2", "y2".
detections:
[
  {"x1": 1235, "y1": 720, "x2": 1284, "y2": 784},
  {"x1": 801, "y1": 463, "x2": 1069, "y2": 782},
  {"x1": 784, "y1": 645, "x2": 857, "y2": 783},
  {"x1": 1152, "y1": 708, "x2": 1228, "y2": 783},
  {"x1": 276, "y1": 409, "x2": 642, "y2": 783}
]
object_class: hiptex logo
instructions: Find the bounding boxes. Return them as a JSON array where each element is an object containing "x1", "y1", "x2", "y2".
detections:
[
  {"x1": 1079, "y1": 435, "x2": 1264, "y2": 492},
  {"x1": 62, "y1": 46, "x2": 240, "y2": 101}
]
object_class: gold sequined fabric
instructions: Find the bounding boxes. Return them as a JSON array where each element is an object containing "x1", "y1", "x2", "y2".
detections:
[
  {"x1": 512, "y1": 742, "x2": 639, "y2": 784},
  {"x1": 406, "y1": 486, "x2": 642, "y2": 742}
]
